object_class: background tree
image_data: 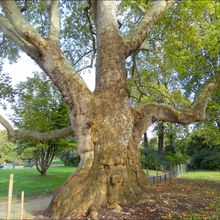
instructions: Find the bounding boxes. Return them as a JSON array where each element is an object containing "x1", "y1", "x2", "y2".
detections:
[
  {"x1": 0, "y1": 130, "x2": 17, "y2": 164},
  {"x1": 186, "y1": 92, "x2": 220, "y2": 170},
  {"x1": 0, "y1": 66, "x2": 13, "y2": 108},
  {"x1": 0, "y1": 0, "x2": 219, "y2": 218},
  {"x1": 12, "y1": 72, "x2": 74, "y2": 175}
]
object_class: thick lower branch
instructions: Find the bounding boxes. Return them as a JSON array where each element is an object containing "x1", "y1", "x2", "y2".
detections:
[
  {"x1": 16, "y1": 126, "x2": 74, "y2": 141},
  {"x1": 0, "y1": 114, "x2": 74, "y2": 142}
]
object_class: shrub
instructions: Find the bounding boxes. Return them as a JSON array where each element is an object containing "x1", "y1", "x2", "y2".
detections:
[{"x1": 60, "y1": 150, "x2": 80, "y2": 167}]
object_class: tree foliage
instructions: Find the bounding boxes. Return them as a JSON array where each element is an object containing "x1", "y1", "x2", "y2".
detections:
[
  {"x1": 0, "y1": 130, "x2": 17, "y2": 163},
  {"x1": 0, "y1": 64, "x2": 13, "y2": 108}
]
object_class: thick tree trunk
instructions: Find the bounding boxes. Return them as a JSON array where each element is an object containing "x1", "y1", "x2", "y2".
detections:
[
  {"x1": 45, "y1": 2, "x2": 151, "y2": 218},
  {"x1": 46, "y1": 96, "x2": 150, "y2": 218}
]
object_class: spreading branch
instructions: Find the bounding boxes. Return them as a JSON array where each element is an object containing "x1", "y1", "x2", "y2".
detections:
[
  {"x1": 0, "y1": 114, "x2": 74, "y2": 142},
  {"x1": 124, "y1": 1, "x2": 172, "y2": 57},
  {"x1": 0, "y1": 0, "x2": 92, "y2": 109},
  {"x1": 132, "y1": 71, "x2": 220, "y2": 144},
  {"x1": 0, "y1": 0, "x2": 46, "y2": 50},
  {"x1": 0, "y1": 15, "x2": 39, "y2": 59}
]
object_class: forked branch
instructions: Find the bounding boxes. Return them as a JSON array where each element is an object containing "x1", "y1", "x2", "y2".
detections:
[
  {"x1": 0, "y1": 0, "x2": 92, "y2": 109},
  {"x1": 0, "y1": 115, "x2": 74, "y2": 142}
]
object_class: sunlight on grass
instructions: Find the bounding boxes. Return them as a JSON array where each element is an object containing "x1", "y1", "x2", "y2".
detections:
[
  {"x1": 179, "y1": 171, "x2": 220, "y2": 182},
  {"x1": 0, "y1": 167, "x2": 75, "y2": 200}
]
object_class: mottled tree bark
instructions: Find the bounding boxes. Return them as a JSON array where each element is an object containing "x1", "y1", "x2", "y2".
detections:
[{"x1": 47, "y1": 1, "x2": 150, "y2": 217}]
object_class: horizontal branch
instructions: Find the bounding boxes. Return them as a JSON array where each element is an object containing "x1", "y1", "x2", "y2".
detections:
[
  {"x1": 0, "y1": 114, "x2": 74, "y2": 142},
  {"x1": 124, "y1": 1, "x2": 172, "y2": 57},
  {"x1": 16, "y1": 126, "x2": 74, "y2": 142},
  {"x1": 132, "y1": 71, "x2": 220, "y2": 144}
]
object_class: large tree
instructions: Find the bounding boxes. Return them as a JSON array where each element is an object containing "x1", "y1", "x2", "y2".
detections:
[{"x1": 0, "y1": 0, "x2": 219, "y2": 218}]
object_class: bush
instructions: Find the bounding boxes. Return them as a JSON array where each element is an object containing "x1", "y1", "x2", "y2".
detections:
[{"x1": 60, "y1": 150, "x2": 80, "y2": 167}]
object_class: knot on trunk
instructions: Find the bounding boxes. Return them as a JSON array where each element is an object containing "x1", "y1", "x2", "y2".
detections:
[{"x1": 110, "y1": 174, "x2": 123, "y2": 186}]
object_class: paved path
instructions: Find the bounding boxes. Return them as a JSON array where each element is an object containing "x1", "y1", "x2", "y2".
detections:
[{"x1": 0, "y1": 195, "x2": 52, "y2": 219}]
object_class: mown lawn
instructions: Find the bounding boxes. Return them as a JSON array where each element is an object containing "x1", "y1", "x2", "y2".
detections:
[
  {"x1": 179, "y1": 170, "x2": 220, "y2": 182},
  {"x1": 0, "y1": 166, "x2": 75, "y2": 201}
]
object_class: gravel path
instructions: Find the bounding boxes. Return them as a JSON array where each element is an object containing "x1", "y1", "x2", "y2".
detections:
[{"x1": 0, "y1": 195, "x2": 52, "y2": 219}]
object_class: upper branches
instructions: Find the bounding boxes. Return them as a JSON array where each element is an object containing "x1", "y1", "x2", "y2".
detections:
[
  {"x1": 47, "y1": 0, "x2": 60, "y2": 44},
  {"x1": 123, "y1": 1, "x2": 172, "y2": 57},
  {"x1": 0, "y1": 0, "x2": 92, "y2": 108},
  {"x1": 0, "y1": 114, "x2": 74, "y2": 142}
]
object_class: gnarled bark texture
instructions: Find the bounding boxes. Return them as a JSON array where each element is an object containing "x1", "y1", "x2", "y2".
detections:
[{"x1": 47, "y1": 96, "x2": 149, "y2": 218}]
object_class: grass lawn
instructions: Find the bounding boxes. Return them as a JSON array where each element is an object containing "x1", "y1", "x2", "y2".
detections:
[
  {"x1": 179, "y1": 170, "x2": 220, "y2": 182},
  {"x1": 0, "y1": 166, "x2": 75, "y2": 201}
]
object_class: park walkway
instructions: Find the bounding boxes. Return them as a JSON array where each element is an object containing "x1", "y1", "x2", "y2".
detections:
[{"x1": 0, "y1": 195, "x2": 52, "y2": 219}]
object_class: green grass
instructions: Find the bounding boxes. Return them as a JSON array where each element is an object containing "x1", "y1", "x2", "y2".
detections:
[
  {"x1": 179, "y1": 170, "x2": 220, "y2": 182},
  {"x1": 0, "y1": 166, "x2": 75, "y2": 201},
  {"x1": 1, "y1": 167, "x2": 219, "y2": 203}
]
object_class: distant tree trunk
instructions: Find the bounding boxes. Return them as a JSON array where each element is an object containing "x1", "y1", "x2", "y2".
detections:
[
  {"x1": 144, "y1": 132, "x2": 149, "y2": 150},
  {"x1": 143, "y1": 132, "x2": 149, "y2": 160},
  {"x1": 167, "y1": 131, "x2": 175, "y2": 153},
  {"x1": 35, "y1": 145, "x2": 55, "y2": 176},
  {"x1": 169, "y1": 133, "x2": 173, "y2": 148},
  {"x1": 158, "y1": 122, "x2": 164, "y2": 157}
]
